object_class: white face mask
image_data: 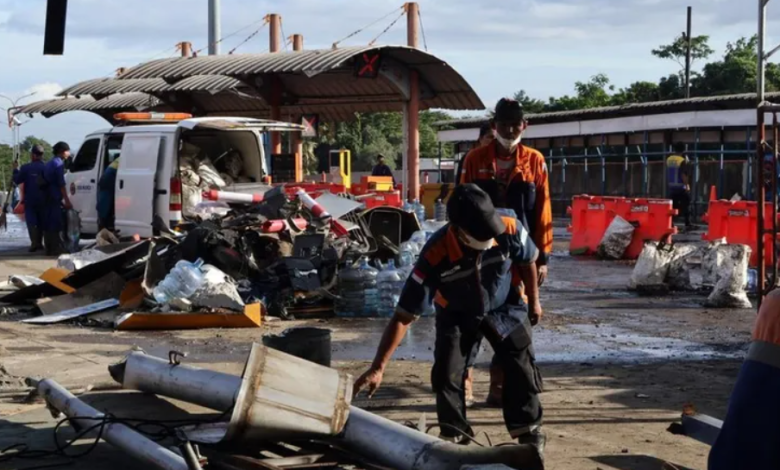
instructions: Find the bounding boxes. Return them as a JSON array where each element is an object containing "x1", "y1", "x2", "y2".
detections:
[
  {"x1": 457, "y1": 228, "x2": 493, "y2": 251},
  {"x1": 494, "y1": 130, "x2": 522, "y2": 152}
]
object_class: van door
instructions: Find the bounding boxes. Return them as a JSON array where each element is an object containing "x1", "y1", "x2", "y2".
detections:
[
  {"x1": 64, "y1": 137, "x2": 102, "y2": 235},
  {"x1": 114, "y1": 133, "x2": 163, "y2": 238}
]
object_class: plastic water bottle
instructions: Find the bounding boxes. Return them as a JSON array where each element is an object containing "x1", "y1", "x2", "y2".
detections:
[
  {"x1": 403, "y1": 200, "x2": 414, "y2": 213},
  {"x1": 413, "y1": 199, "x2": 426, "y2": 222},
  {"x1": 153, "y1": 259, "x2": 205, "y2": 305},
  {"x1": 747, "y1": 268, "x2": 758, "y2": 294},
  {"x1": 434, "y1": 199, "x2": 447, "y2": 222},
  {"x1": 377, "y1": 260, "x2": 404, "y2": 317},
  {"x1": 335, "y1": 258, "x2": 380, "y2": 317}
]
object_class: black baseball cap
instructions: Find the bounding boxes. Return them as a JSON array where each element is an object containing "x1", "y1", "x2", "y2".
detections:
[
  {"x1": 494, "y1": 98, "x2": 524, "y2": 124},
  {"x1": 31, "y1": 145, "x2": 44, "y2": 156},
  {"x1": 53, "y1": 142, "x2": 70, "y2": 154},
  {"x1": 447, "y1": 184, "x2": 506, "y2": 242}
]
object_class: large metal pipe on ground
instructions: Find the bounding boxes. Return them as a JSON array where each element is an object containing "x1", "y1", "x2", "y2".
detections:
[
  {"x1": 36, "y1": 378, "x2": 189, "y2": 470},
  {"x1": 109, "y1": 350, "x2": 543, "y2": 470}
]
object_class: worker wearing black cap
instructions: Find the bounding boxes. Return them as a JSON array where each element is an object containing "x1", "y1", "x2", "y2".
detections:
[
  {"x1": 12, "y1": 145, "x2": 47, "y2": 252},
  {"x1": 371, "y1": 154, "x2": 396, "y2": 186},
  {"x1": 461, "y1": 98, "x2": 553, "y2": 407},
  {"x1": 354, "y1": 184, "x2": 546, "y2": 451},
  {"x1": 42, "y1": 141, "x2": 73, "y2": 255}
]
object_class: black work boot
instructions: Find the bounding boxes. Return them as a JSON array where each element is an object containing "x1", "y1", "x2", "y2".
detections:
[
  {"x1": 517, "y1": 428, "x2": 547, "y2": 455},
  {"x1": 28, "y1": 227, "x2": 43, "y2": 252},
  {"x1": 44, "y1": 231, "x2": 64, "y2": 256}
]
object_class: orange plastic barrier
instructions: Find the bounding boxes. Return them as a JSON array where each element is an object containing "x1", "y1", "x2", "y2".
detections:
[
  {"x1": 361, "y1": 191, "x2": 403, "y2": 210},
  {"x1": 568, "y1": 195, "x2": 677, "y2": 258},
  {"x1": 703, "y1": 200, "x2": 780, "y2": 267},
  {"x1": 567, "y1": 195, "x2": 623, "y2": 255}
]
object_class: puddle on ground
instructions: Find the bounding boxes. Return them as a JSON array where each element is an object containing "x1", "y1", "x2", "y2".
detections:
[{"x1": 330, "y1": 318, "x2": 747, "y2": 365}]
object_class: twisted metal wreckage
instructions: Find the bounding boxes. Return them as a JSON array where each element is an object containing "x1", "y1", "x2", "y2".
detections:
[{"x1": 34, "y1": 344, "x2": 543, "y2": 470}]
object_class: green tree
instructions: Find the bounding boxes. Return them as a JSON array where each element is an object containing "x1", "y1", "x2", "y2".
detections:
[
  {"x1": 513, "y1": 90, "x2": 547, "y2": 114},
  {"x1": 692, "y1": 35, "x2": 780, "y2": 96},
  {"x1": 611, "y1": 81, "x2": 662, "y2": 105},
  {"x1": 652, "y1": 34, "x2": 715, "y2": 71}
]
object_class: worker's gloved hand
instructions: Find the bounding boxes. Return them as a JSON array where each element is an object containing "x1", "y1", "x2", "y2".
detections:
[
  {"x1": 353, "y1": 367, "x2": 384, "y2": 399},
  {"x1": 529, "y1": 300, "x2": 543, "y2": 326},
  {"x1": 537, "y1": 265, "x2": 548, "y2": 287}
]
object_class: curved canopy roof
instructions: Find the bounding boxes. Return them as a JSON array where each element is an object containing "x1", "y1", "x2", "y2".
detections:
[{"x1": 16, "y1": 45, "x2": 483, "y2": 123}]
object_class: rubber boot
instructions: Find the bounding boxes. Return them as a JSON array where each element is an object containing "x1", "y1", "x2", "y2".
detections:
[
  {"x1": 27, "y1": 226, "x2": 43, "y2": 253},
  {"x1": 485, "y1": 362, "x2": 504, "y2": 408},
  {"x1": 44, "y1": 231, "x2": 64, "y2": 256},
  {"x1": 517, "y1": 428, "x2": 547, "y2": 455},
  {"x1": 27, "y1": 226, "x2": 43, "y2": 252}
]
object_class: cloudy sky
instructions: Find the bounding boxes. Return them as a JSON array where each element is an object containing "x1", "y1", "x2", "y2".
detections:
[{"x1": 0, "y1": 0, "x2": 775, "y2": 148}]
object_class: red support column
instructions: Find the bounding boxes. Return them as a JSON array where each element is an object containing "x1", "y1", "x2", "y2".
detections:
[
  {"x1": 268, "y1": 14, "x2": 282, "y2": 155},
  {"x1": 293, "y1": 34, "x2": 304, "y2": 182},
  {"x1": 405, "y1": 2, "x2": 420, "y2": 201}
]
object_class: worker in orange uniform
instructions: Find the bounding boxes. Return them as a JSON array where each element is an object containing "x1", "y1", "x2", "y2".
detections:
[{"x1": 460, "y1": 98, "x2": 553, "y2": 407}]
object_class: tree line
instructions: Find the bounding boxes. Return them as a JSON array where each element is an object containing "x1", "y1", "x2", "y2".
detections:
[{"x1": 0, "y1": 136, "x2": 53, "y2": 191}]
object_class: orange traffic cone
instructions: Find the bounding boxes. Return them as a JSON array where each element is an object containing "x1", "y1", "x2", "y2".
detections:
[{"x1": 709, "y1": 185, "x2": 717, "y2": 202}]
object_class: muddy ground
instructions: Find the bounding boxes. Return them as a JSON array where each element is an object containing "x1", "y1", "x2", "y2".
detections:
[{"x1": 0, "y1": 221, "x2": 756, "y2": 470}]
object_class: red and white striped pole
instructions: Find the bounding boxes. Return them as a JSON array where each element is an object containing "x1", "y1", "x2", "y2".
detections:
[
  {"x1": 261, "y1": 218, "x2": 308, "y2": 233},
  {"x1": 297, "y1": 189, "x2": 331, "y2": 218},
  {"x1": 202, "y1": 189, "x2": 264, "y2": 204}
]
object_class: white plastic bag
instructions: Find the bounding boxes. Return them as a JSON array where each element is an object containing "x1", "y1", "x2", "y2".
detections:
[
  {"x1": 182, "y1": 183, "x2": 203, "y2": 218},
  {"x1": 190, "y1": 201, "x2": 231, "y2": 219},
  {"x1": 191, "y1": 264, "x2": 245, "y2": 312},
  {"x1": 705, "y1": 244, "x2": 752, "y2": 308},
  {"x1": 198, "y1": 158, "x2": 226, "y2": 188},
  {"x1": 597, "y1": 216, "x2": 635, "y2": 260},
  {"x1": 666, "y1": 244, "x2": 702, "y2": 291},
  {"x1": 629, "y1": 241, "x2": 676, "y2": 292}
]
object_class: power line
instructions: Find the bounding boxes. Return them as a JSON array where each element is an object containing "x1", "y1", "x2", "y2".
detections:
[
  {"x1": 194, "y1": 16, "x2": 269, "y2": 55},
  {"x1": 228, "y1": 22, "x2": 267, "y2": 54},
  {"x1": 281, "y1": 19, "x2": 289, "y2": 51},
  {"x1": 418, "y1": 8, "x2": 429, "y2": 51},
  {"x1": 331, "y1": 5, "x2": 404, "y2": 49},
  {"x1": 368, "y1": 9, "x2": 406, "y2": 46}
]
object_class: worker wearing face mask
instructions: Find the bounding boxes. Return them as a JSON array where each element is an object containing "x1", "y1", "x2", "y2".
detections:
[
  {"x1": 354, "y1": 184, "x2": 545, "y2": 452},
  {"x1": 460, "y1": 98, "x2": 552, "y2": 407}
]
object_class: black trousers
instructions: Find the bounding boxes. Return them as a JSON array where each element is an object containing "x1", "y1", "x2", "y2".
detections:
[
  {"x1": 431, "y1": 310, "x2": 543, "y2": 439},
  {"x1": 670, "y1": 189, "x2": 691, "y2": 226}
]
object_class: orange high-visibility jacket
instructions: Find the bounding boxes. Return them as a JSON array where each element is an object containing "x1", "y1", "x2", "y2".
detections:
[{"x1": 460, "y1": 142, "x2": 553, "y2": 265}]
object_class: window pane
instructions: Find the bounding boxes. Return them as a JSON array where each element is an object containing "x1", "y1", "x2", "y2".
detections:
[{"x1": 70, "y1": 139, "x2": 100, "y2": 173}]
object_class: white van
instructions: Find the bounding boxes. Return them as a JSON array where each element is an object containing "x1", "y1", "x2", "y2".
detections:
[{"x1": 64, "y1": 116, "x2": 302, "y2": 238}]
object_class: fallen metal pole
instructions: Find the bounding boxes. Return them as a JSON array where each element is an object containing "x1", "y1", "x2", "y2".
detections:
[
  {"x1": 37, "y1": 378, "x2": 188, "y2": 470},
  {"x1": 111, "y1": 352, "x2": 543, "y2": 470}
]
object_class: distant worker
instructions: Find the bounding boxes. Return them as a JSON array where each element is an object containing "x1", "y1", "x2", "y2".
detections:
[
  {"x1": 354, "y1": 184, "x2": 546, "y2": 451},
  {"x1": 42, "y1": 141, "x2": 73, "y2": 256},
  {"x1": 709, "y1": 289, "x2": 780, "y2": 470},
  {"x1": 12, "y1": 145, "x2": 46, "y2": 252},
  {"x1": 460, "y1": 98, "x2": 553, "y2": 408},
  {"x1": 667, "y1": 143, "x2": 692, "y2": 230},
  {"x1": 371, "y1": 154, "x2": 396, "y2": 186},
  {"x1": 456, "y1": 124, "x2": 495, "y2": 184},
  {"x1": 97, "y1": 156, "x2": 120, "y2": 231}
]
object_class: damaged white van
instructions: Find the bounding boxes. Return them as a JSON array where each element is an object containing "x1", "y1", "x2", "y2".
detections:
[{"x1": 64, "y1": 114, "x2": 302, "y2": 238}]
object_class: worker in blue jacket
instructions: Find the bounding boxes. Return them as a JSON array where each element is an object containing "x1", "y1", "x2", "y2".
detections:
[
  {"x1": 708, "y1": 289, "x2": 780, "y2": 469},
  {"x1": 97, "y1": 156, "x2": 119, "y2": 231},
  {"x1": 12, "y1": 145, "x2": 47, "y2": 252},
  {"x1": 354, "y1": 184, "x2": 546, "y2": 452},
  {"x1": 42, "y1": 141, "x2": 73, "y2": 255}
]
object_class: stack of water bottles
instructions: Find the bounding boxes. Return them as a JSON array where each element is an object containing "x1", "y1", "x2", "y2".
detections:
[
  {"x1": 377, "y1": 260, "x2": 405, "y2": 317},
  {"x1": 335, "y1": 257, "x2": 380, "y2": 317},
  {"x1": 153, "y1": 258, "x2": 206, "y2": 305}
]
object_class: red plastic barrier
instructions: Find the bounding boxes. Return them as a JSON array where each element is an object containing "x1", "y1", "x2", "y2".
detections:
[
  {"x1": 703, "y1": 200, "x2": 780, "y2": 267},
  {"x1": 567, "y1": 195, "x2": 622, "y2": 255},
  {"x1": 616, "y1": 198, "x2": 678, "y2": 259},
  {"x1": 568, "y1": 195, "x2": 677, "y2": 258},
  {"x1": 361, "y1": 191, "x2": 403, "y2": 210}
]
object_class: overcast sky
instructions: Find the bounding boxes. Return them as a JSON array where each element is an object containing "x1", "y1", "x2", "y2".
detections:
[{"x1": 0, "y1": 0, "x2": 776, "y2": 149}]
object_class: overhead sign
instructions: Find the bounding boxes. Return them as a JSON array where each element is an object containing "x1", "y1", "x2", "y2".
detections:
[
  {"x1": 354, "y1": 52, "x2": 382, "y2": 79},
  {"x1": 302, "y1": 114, "x2": 319, "y2": 138}
]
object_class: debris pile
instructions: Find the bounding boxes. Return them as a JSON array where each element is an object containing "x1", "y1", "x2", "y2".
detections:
[
  {"x1": 1, "y1": 184, "x2": 446, "y2": 328},
  {"x1": 628, "y1": 239, "x2": 753, "y2": 308}
]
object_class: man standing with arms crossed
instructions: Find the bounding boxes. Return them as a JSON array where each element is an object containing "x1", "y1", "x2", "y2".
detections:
[
  {"x1": 460, "y1": 98, "x2": 553, "y2": 407},
  {"x1": 355, "y1": 184, "x2": 546, "y2": 451}
]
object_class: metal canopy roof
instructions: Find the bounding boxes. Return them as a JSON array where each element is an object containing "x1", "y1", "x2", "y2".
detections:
[
  {"x1": 435, "y1": 92, "x2": 780, "y2": 129},
  {"x1": 16, "y1": 45, "x2": 483, "y2": 123},
  {"x1": 18, "y1": 93, "x2": 163, "y2": 118}
]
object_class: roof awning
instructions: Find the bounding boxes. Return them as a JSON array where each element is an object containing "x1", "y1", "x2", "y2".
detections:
[{"x1": 16, "y1": 45, "x2": 483, "y2": 123}]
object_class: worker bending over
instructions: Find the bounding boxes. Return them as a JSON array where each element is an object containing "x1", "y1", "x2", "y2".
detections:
[
  {"x1": 354, "y1": 184, "x2": 546, "y2": 450},
  {"x1": 460, "y1": 98, "x2": 553, "y2": 406}
]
